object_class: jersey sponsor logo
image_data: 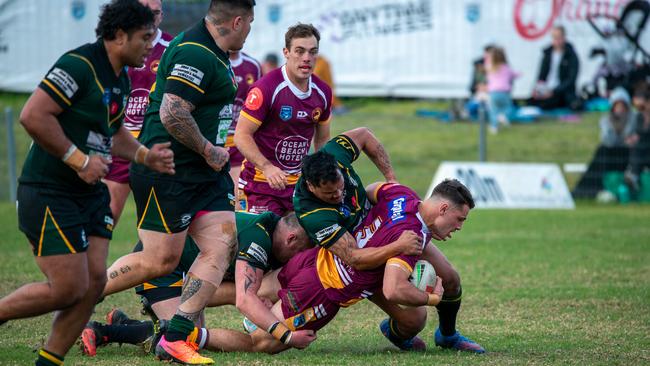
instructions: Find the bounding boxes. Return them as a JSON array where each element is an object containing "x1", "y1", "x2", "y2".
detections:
[
  {"x1": 150, "y1": 59, "x2": 160, "y2": 73},
  {"x1": 315, "y1": 223, "x2": 340, "y2": 242},
  {"x1": 312, "y1": 107, "x2": 322, "y2": 123},
  {"x1": 170, "y1": 63, "x2": 204, "y2": 86},
  {"x1": 388, "y1": 197, "x2": 406, "y2": 223},
  {"x1": 125, "y1": 88, "x2": 150, "y2": 125},
  {"x1": 245, "y1": 87, "x2": 263, "y2": 110},
  {"x1": 335, "y1": 136, "x2": 355, "y2": 153},
  {"x1": 279, "y1": 105, "x2": 293, "y2": 121},
  {"x1": 46, "y1": 67, "x2": 79, "y2": 98},
  {"x1": 275, "y1": 135, "x2": 309, "y2": 170},
  {"x1": 297, "y1": 110, "x2": 308, "y2": 119},
  {"x1": 86, "y1": 131, "x2": 112, "y2": 159},
  {"x1": 180, "y1": 214, "x2": 192, "y2": 227},
  {"x1": 246, "y1": 242, "x2": 269, "y2": 266}
]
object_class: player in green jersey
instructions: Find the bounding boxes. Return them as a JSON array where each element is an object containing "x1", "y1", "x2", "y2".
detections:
[{"x1": 0, "y1": 2, "x2": 175, "y2": 366}]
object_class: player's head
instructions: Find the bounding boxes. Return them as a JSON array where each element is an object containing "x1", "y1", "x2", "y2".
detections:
[
  {"x1": 138, "y1": 0, "x2": 163, "y2": 29},
  {"x1": 207, "y1": 0, "x2": 256, "y2": 51},
  {"x1": 273, "y1": 212, "x2": 312, "y2": 263},
  {"x1": 427, "y1": 179, "x2": 475, "y2": 241},
  {"x1": 551, "y1": 25, "x2": 566, "y2": 50},
  {"x1": 96, "y1": 0, "x2": 156, "y2": 67},
  {"x1": 283, "y1": 23, "x2": 320, "y2": 82},
  {"x1": 302, "y1": 151, "x2": 344, "y2": 205}
]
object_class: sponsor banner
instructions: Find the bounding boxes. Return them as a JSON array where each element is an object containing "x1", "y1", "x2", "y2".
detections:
[{"x1": 427, "y1": 162, "x2": 575, "y2": 209}]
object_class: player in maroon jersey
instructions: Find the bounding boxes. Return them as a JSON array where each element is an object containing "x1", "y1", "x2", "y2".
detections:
[
  {"x1": 103, "y1": 0, "x2": 174, "y2": 224},
  {"x1": 234, "y1": 23, "x2": 332, "y2": 215}
]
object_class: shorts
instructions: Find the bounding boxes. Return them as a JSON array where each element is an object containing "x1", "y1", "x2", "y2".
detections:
[
  {"x1": 228, "y1": 146, "x2": 245, "y2": 168},
  {"x1": 104, "y1": 155, "x2": 131, "y2": 184},
  {"x1": 241, "y1": 188, "x2": 294, "y2": 216},
  {"x1": 131, "y1": 171, "x2": 235, "y2": 233},
  {"x1": 17, "y1": 183, "x2": 113, "y2": 256},
  {"x1": 138, "y1": 286, "x2": 182, "y2": 305},
  {"x1": 278, "y1": 248, "x2": 339, "y2": 331}
]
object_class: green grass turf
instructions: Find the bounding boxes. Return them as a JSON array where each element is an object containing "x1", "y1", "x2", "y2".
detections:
[{"x1": 0, "y1": 96, "x2": 648, "y2": 365}]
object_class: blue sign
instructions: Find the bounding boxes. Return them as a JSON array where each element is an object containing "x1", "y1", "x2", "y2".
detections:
[
  {"x1": 466, "y1": 3, "x2": 480, "y2": 24},
  {"x1": 268, "y1": 4, "x2": 282, "y2": 24},
  {"x1": 279, "y1": 105, "x2": 293, "y2": 121},
  {"x1": 71, "y1": 0, "x2": 86, "y2": 21}
]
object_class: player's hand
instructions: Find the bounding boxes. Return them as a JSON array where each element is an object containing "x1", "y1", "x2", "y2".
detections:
[
  {"x1": 261, "y1": 297, "x2": 274, "y2": 309},
  {"x1": 426, "y1": 276, "x2": 444, "y2": 306},
  {"x1": 432, "y1": 276, "x2": 444, "y2": 297},
  {"x1": 262, "y1": 164, "x2": 288, "y2": 190},
  {"x1": 145, "y1": 142, "x2": 175, "y2": 175},
  {"x1": 78, "y1": 155, "x2": 110, "y2": 184},
  {"x1": 394, "y1": 230, "x2": 423, "y2": 256},
  {"x1": 203, "y1": 143, "x2": 229, "y2": 171},
  {"x1": 288, "y1": 329, "x2": 317, "y2": 349}
]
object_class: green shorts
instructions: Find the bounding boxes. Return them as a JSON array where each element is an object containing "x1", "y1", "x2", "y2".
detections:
[
  {"x1": 131, "y1": 171, "x2": 235, "y2": 233},
  {"x1": 17, "y1": 183, "x2": 113, "y2": 256}
]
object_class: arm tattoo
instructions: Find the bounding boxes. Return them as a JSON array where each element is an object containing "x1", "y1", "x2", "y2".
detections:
[
  {"x1": 368, "y1": 142, "x2": 394, "y2": 180},
  {"x1": 243, "y1": 262, "x2": 259, "y2": 293},
  {"x1": 160, "y1": 93, "x2": 207, "y2": 155},
  {"x1": 329, "y1": 233, "x2": 357, "y2": 266}
]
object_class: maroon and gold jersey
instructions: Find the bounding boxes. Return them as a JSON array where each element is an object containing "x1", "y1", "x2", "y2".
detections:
[
  {"x1": 227, "y1": 52, "x2": 261, "y2": 142},
  {"x1": 238, "y1": 65, "x2": 332, "y2": 196},
  {"x1": 317, "y1": 184, "x2": 430, "y2": 306},
  {"x1": 123, "y1": 29, "x2": 173, "y2": 137}
]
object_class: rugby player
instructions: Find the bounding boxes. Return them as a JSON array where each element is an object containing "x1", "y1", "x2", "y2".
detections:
[
  {"x1": 295, "y1": 132, "x2": 485, "y2": 352},
  {"x1": 104, "y1": 0, "x2": 174, "y2": 225},
  {"x1": 234, "y1": 23, "x2": 331, "y2": 215},
  {"x1": 100, "y1": 1, "x2": 256, "y2": 364},
  {"x1": 80, "y1": 212, "x2": 313, "y2": 356},
  {"x1": 0, "y1": 2, "x2": 175, "y2": 365},
  {"x1": 226, "y1": 50, "x2": 261, "y2": 209}
]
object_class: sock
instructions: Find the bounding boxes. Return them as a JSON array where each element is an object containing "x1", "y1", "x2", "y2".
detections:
[
  {"x1": 186, "y1": 327, "x2": 209, "y2": 349},
  {"x1": 436, "y1": 287, "x2": 462, "y2": 337},
  {"x1": 105, "y1": 321, "x2": 154, "y2": 345},
  {"x1": 35, "y1": 349, "x2": 64, "y2": 366},
  {"x1": 166, "y1": 314, "x2": 195, "y2": 342},
  {"x1": 385, "y1": 318, "x2": 410, "y2": 343}
]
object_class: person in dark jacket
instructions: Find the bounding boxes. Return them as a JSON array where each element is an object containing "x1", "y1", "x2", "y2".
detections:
[{"x1": 529, "y1": 25, "x2": 580, "y2": 110}]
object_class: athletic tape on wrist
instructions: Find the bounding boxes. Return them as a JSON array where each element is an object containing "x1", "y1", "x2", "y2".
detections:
[
  {"x1": 62, "y1": 144, "x2": 89, "y2": 172},
  {"x1": 135, "y1": 145, "x2": 149, "y2": 164},
  {"x1": 268, "y1": 321, "x2": 292, "y2": 344}
]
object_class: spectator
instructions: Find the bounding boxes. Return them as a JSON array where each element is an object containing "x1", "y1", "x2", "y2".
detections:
[
  {"x1": 485, "y1": 46, "x2": 519, "y2": 134},
  {"x1": 625, "y1": 81, "x2": 650, "y2": 191},
  {"x1": 261, "y1": 52, "x2": 279, "y2": 75},
  {"x1": 529, "y1": 25, "x2": 580, "y2": 110},
  {"x1": 314, "y1": 54, "x2": 347, "y2": 114},
  {"x1": 463, "y1": 44, "x2": 494, "y2": 121},
  {"x1": 600, "y1": 87, "x2": 638, "y2": 147}
]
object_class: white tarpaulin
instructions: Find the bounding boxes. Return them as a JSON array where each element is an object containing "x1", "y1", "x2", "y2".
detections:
[
  {"x1": 428, "y1": 161, "x2": 575, "y2": 209},
  {"x1": 0, "y1": 0, "x2": 645, "y2": 97}
]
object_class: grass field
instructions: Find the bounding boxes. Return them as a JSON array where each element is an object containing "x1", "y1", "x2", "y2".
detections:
[{"x1": 0, "y1": 96, "x2": 649, "y2": 365}]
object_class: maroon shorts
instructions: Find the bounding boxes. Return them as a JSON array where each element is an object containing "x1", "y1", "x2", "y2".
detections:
[
  {"x1": 278, "y1": 248, "x2": 340, "y2": 332},
  {"x1": 228, "y1": 146, "x2": 245, "y2": 168},
  {"x1": 104, "y1": 156, "x2": 131, "y2": 184},
  {"x1": 240, "y1": 187, "x2": 294, "y2": 216}
]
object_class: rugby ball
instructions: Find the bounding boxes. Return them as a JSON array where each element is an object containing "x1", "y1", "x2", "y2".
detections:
[{"x1": 410, "y1": 260, "x2": 436, "y2": 293}]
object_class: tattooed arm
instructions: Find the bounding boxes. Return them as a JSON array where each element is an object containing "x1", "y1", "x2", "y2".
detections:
[
  {"x1": 160, "y1": 93, "x2": 228, "y2": 171},
  {"x1": 234, "y1": 260, "x2": 279, "y2": 330},
  {"x1": 328, "y1": 230, "x2": 422, "y2": 271},
  {"x1": 343, "y1": 127, "x2": 397, "y2": 183}
]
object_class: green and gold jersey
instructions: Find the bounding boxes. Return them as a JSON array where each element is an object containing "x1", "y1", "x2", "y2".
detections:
[
  {"x1": 134, "y1": 20, "x2": 237, "y2": 182},
  {"x1": 19, "y1": 40, "x2": 129, "y2": 191},
  {"x1": 293, "y1": 135, "x2": 370, "y2": 248}
]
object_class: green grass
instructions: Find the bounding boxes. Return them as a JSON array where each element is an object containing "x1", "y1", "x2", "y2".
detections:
[{"x1": 0, "y1": 96, "x2": 648, "y2": 365}]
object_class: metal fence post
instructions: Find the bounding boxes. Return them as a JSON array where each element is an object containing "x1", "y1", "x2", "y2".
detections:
[
  {"x1": 478, "y1": 101, "x2": 487, "y2": 162},
  {"x1": 5, "y1": 107, "x2": 17, "y2": 202}
]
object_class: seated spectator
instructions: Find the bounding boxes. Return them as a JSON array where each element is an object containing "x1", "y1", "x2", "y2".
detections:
[
  {"x1": 485, "y1": 46, "x2": 519, "y2": 134},
  {"x1": 625, "y1": 81, "x2": 650, "y2": 191},
  {"x1": 463, "y1": 45, "x2": 494, "y2": 121},
  {"x1": 529, "y1": 25, "x2": 580, "y2": 110},
  {"x1": 573, "y1": 87, "x2": 639, "y2": 198}
]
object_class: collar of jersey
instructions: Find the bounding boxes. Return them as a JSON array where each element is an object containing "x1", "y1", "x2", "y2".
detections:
[{"x1": 281, "y1": 64, "x2": 312, "y2": 100}]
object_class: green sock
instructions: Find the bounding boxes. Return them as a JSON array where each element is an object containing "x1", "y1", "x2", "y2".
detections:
[
  {"x1": 35, "y1": 348, "x2": 64, "y2": 366},
  {"x1": 166, "y1": 314, "x2": 195, "y2": 342}
]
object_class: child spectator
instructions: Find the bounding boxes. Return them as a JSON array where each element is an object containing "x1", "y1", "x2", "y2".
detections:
[{"x1": 486, "y1": 46, "x2": 519, "y2": 134}]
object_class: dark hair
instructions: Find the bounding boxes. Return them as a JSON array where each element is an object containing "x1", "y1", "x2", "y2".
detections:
[
  {"x1": 264, "y1": 53, "x2": 279, "y2": 66},
  {"x1": 95, "y1": 0, "x2": 155, "y2": 40},
  {"x1": 553, "y1": 25, "x2": 566, "y2": 37},
  {"x1": 285, "y1": 23, "x2": 320, "y2": 49},
  {"x1": 208, "y1": 0, "x2": 256, "y2": 24},
  {"x1": 633, "y1": 81, "x2": 650, "y2": 100},
  {"x1": 432, "y1": 179, "x2": 475, "y2": 209},
  {"x1": 301, "y1": 151, "x2": 340, "y2": 187}
]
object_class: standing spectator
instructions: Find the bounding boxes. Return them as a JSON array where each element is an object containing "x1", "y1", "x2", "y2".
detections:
[
  {"x1": 314, "y1": 54, "x2": 346, "y2": 114},
  {"x1": 529, "y1": 25, "x2": 580, "y2": 110},
  {"x1": 625, "y1": 82, "x2": 650, "y2": 191},
  {"x1": 104, "y1": 0, "x2": 174, "y2": 225},
  {"x1": 261, "y1": 52, "x2": 279, "y2": 75},
  {"x1": 485, "y1": 46, "x2": 519, "y2": 134}
]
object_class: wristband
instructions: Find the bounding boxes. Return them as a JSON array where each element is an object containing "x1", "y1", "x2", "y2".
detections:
[
  {"x1": 427, "y1": 293, "x2": 442, "y2": 306},
  {"x1": 268, "y1": 321, "x2": 292, "y2": 344},
  {"x1": 62, "y1": 145, "x2": 89, "y2": 172},
  {"x1": 134, "y1": 145, "x2": 150, "y2": 165}
]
